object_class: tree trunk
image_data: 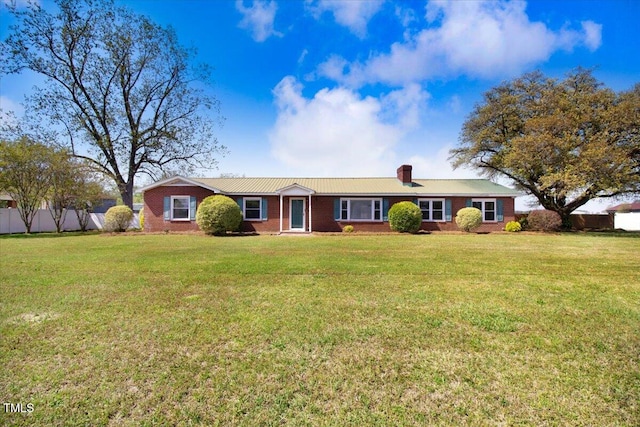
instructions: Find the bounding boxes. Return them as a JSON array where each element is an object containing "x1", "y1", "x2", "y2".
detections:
[
  {"x1": 117, "y1": 178, "x2": 135, "y2": 209},
  {"x1": 559, "y1": 210, "x2": 573, "y2": 230}
]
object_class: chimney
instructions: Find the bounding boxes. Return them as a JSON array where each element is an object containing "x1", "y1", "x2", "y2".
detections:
[{"x1": 397, "y1": 164, "x2": 412, "y2": 186}]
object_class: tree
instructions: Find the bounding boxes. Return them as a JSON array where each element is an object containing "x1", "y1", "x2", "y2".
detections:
[
  {"x1": 47, "y1": 149, "x2": 76, "y2": 232},
  {"x1": 2, "y1": 0, "x2": 225, "y2": 209},
  {"x1": 450, "y1": 69, "x2": 640, "y2": 227},
  {"x1": 69, "y1": 164, "x2": 107, "y2": 232},
  {"x1": 0, "y1": 137, "x2": 54, "y2": 233},
  {"x1": 48, "y1": 154, "x2": 106, "y2": 232}
]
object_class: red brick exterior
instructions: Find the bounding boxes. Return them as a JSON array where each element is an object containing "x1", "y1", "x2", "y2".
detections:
[
  {"x1": 144, "y1": 186, "x2": 516, "y2": 233},
  {"x1": 144, "y1": 185, "x2": 216, "y2": 232}
]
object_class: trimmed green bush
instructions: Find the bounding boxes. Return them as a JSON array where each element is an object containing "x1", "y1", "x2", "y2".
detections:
[
  {"x1": 342, "y1": 225, "x2": 354, "y2": 233},
  {"x1": 527, "y1": 210, "x2": 562, "y2": 232},
  {"x1": 455, "y1": 207, "x2": 483, "y2": 232},
  {"x1": 139, "y1": 207, "x2": 145, "y2": 230},
  {"x1": 104, "y1": 205, "x2": 134, "y2": 232},
  {"x1": 388, "y1": 201, "x2": 422, "y2": 233},
  {"x1": 505, "y1": 220, "x2": 522, "y2": 232},
  {"x1": 196, "y1": 195, "x2": 242, "y2": 236}
]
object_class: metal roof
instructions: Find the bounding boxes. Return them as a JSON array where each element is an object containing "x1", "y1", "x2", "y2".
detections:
[{"x1": 187, "y1": 177, "x2": 521, "y2": 197}]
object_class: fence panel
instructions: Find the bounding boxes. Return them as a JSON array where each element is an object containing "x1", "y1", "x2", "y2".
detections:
[{"x1": 0, "y1": 208, "x2": 140, "y2": 234}]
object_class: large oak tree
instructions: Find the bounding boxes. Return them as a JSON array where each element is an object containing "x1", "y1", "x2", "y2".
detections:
[
  {"x1": 450, "y1": 69, "x2": 640, "y2": 226},
  {"x1": 1, "y1": 0, "x2": 224, "y2": 208}
]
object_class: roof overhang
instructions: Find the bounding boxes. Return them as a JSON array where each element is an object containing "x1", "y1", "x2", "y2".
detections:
[
  {"x1": 139, "y1": 176, "x2": 222, "y2": 193},
  {"x1": 275, "y1": 183, "x2": 316, "y2": 196}
]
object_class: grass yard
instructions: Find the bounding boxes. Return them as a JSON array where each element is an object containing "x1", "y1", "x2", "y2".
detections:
[{"x1": 1, "y1": 232, "x2": 639, "y2": 426}]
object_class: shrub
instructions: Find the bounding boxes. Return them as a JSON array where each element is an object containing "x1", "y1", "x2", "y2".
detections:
[
  {"x1": 104, "y1": 205, "x2": 134, "y2": 232},
  {"x1": 388, "y1": 201, "x2": 422, "y2": 233},
  {"x1": 139, "y1": 207, "x2": 144, "y2": 230},
  {"x1": 196, "y1": 195, "x2": 242, "y2": 236},
  {"x1": 527, "y1": 209, "x2": 562, "y2": 232},
  {"x1": 505, "y1": 220, "x2": 522, "y2": 232},
  {"x1": 518, "y1": 215, "x2": 529, "y2": 230},
  {"x1": 455, "y1": 207, "x2": 483, "y2": 232},
  {"x1": 343, "y1": 225, "x2": 354, "y2": 233}
]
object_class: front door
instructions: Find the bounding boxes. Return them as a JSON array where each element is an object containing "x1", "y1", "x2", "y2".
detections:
[{"x1": 290, "y1": 198, "x2": 305, "y2": 231}]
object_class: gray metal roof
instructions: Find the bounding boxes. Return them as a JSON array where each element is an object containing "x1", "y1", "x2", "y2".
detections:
[{"x1": 187, "y1": 177, "x2": 520, "y2": 197}]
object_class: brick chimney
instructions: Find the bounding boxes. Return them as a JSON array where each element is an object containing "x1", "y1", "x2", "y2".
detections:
[{"x1": 397, "y1": 164, "x2": 413, "y2": 186}]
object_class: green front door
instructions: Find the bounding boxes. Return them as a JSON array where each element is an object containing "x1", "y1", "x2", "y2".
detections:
[{"x1": 291, "y1": 199, "x2": 304, "y2": 230}]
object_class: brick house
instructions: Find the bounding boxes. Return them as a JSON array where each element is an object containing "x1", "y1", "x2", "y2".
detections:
[{"x1": 141, "y1": 165, "x2": 520, "y2": 233}]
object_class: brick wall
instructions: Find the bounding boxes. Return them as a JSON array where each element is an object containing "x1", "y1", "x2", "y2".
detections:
[
  {"x1": 314, "y1": 196, "x2": 516, "y2": 233},
  {"x1": 239, "y1": 195, "x2": 281, "y2": 233},
  {"x1": 144, "y1": 186, "x2": 215, "y2": 232},
  {"x1": 145, "y1": 186, "x2": 517, "y2": 233}
]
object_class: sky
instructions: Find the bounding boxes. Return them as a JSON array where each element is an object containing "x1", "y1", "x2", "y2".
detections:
[{"x1": 1, "y1": 0, "x2": 639, "y2": 212}]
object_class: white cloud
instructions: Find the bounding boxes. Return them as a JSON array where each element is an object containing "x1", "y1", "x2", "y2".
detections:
[
  {"x1": 319, "y1": 0, "x2": 603, "y2": 86},
  {"x1": 581, "y1": 20, "x2": 602, "y2": 51},
  {"x1": 269, "y1": 76, "x2": 428, "y2": 176},
  {"x1": 236, "y1": 0, "x2": 282, "y2": 42},
  {"x1": 408, "y1": 146, "x2": 481, "y2": 180},
  {"x1": 306, "y1": 0, "x2": 385, "y2": 38}
]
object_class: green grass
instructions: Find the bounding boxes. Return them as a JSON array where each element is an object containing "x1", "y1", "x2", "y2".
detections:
[{"x1": 1, "y1": 232, "x2": 639, "y2": 426}]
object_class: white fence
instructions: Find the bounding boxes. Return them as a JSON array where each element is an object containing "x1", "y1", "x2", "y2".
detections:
[{"x1": 0, "y1": 208, "x2": 140, "y2": 234}]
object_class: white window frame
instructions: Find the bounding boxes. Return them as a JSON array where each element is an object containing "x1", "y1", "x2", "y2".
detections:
[
  {"x1": 418, "y1": 198, "x2": 445, "y2": 222},
  {"x1": 243, "y1": 197, "x2": 262, "y2": 221},
  {"x1": 171, "y1": 196, "x2": 191, "y2": 221},
  {"x1": 340, "y1": 198, "x2": 382, "y2": 222},
  {"x1": 472, "y1": 198, "x2": 497, "y2": 222}
]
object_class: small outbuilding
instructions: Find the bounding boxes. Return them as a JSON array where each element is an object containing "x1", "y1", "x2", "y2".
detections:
[{"x1": 607, "y1": 201, "x2": 640, "y2": 231}]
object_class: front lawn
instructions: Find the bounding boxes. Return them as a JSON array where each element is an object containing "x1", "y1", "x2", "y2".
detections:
[{"x1": 1, "y1": 233, "x2": 639, "y2": 425}]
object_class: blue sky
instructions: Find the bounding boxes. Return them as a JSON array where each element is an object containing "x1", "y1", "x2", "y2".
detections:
[{"x1": 1, "y1": 0, "x2": 639, "y2": 211}]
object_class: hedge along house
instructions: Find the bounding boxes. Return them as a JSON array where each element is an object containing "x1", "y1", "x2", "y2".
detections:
[{"x1": 141, "y1": 165, "x2": 521, "y2": 233}]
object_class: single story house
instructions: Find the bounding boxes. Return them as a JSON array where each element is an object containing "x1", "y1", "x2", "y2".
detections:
[
  {"x1": 607, "y1": 201, "x2": 640, "y2": 231},
  {"x1": 141, "y1": 165, "x2": 521, "y2": 233}
]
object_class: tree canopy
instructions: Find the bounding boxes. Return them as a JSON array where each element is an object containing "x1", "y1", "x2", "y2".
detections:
[
  {"x1": 0, "y1": 137, "x2": 54, "y2": 233},
  {"x1": 1, "y1": 0, "x2": 225, "y2": 208},
  {"x1": 450, "y1": 69, "x2": 640, "y2": 225}
]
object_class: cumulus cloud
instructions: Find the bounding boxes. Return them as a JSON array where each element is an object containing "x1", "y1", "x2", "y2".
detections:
[
  {"x1": 236, "y1": 0, "x2": 282, "y2": 42},
  {"x1": 269, "y1": 76, "x2": 428, "y2": 176},
  {"x1": 581, "y1": 20, "x2": 603, "y2": 51},
  {"x1": 306, "y1": 0, "x2": 385, "y2": 38},
  {"x1": 319, "y1": 0, "x2": 603, "y2": 86},
  {"x1": 408, "y1": 148, "x2": 481, "y2": 180}
]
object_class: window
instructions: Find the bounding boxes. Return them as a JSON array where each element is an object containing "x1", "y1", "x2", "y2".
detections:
[
  {"x1": 243, "y1": 198, "x2": 262, "y2": 220},
  {"x1": 171, "y1": 196, "x2": 191, "y2": 220},
  {"x1": 419, "y1": 199, "x2": 445, "y2": 221},
  {"x1": 340, "y1": 199, "x2": 382, "y2": 221},
  {"x1": 472, "y1": 199, "x2": 497, "y2": 222}
]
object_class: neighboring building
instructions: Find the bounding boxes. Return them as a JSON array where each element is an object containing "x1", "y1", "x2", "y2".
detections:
[
  {"x1": 141, "y1": 165, "x2": 521, "y2": 233},
  {"x1": 91, "y1": 198, "x2": 117, "y2": 214},
  {"x1": 132, "y1": 203, "x2": 144, "y2": 213},
  {"x1": 607, "y1": 201, "x2": 640, "y2": 231},
  {"x1": 0, "y1": 192, "x2": 18, "y2": 209},
  {"x1": 0, "y1": 192, "x2": 49, "y2": 209}
]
